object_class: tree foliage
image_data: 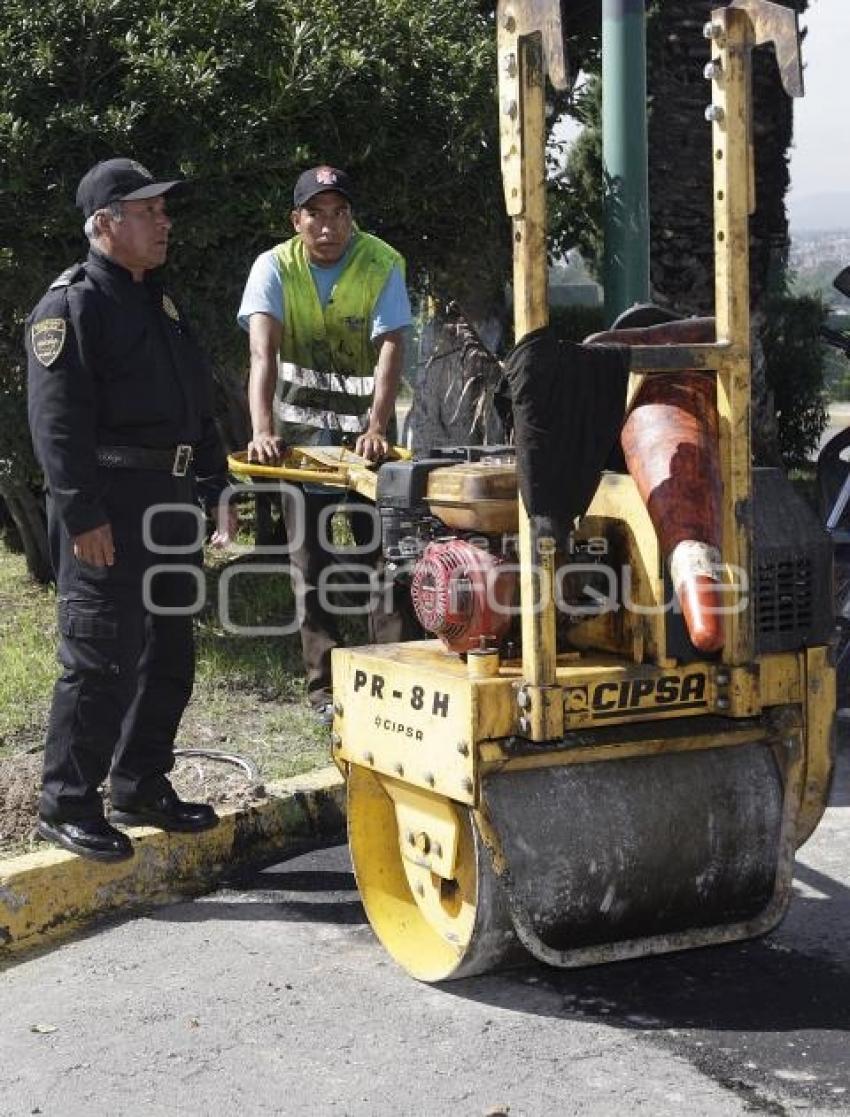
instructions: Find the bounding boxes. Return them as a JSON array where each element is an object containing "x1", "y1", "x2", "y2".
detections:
[
  {"x1": 549, "y1": 75, "x2": 603, "y2": 270},
  {"x1": 761, "y1": 292, "x2": 828, "y2": 466},
  {"x1": 0, "y1": 0, "x2": 507, "y2": 451}
]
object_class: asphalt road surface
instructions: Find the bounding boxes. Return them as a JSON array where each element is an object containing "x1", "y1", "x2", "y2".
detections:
[{"x1": 1, "y1": 733, "x2": 849, "y2": 1117}]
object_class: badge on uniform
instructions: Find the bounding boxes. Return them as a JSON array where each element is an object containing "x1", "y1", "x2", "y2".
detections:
[
  {"x1": 162, "y1": 294, "x2": 180, "y2": 323},
  {"x1": 31, "y1": 318, "x2": 67, "y2": 367}
]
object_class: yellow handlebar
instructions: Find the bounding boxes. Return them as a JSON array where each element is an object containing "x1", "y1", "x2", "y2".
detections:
[{"x1": 226, "y1": 445, "x2": 411, "y2": 501}]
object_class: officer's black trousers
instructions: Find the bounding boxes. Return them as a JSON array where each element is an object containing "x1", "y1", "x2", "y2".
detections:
[{"x1": 40, "y1": 472, "x2": 202, "y2": 822}]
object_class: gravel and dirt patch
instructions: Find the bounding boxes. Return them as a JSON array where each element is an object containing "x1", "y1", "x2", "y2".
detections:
[
  {"x1": 0, "y1": 752, "x2": 41, "y2": 854},
  {"x1": 0, "y1": 749, "x2": 266, "y2": 857},
  {"x1": 0, "y1": 688, "x2": 332, "y2": 857}
]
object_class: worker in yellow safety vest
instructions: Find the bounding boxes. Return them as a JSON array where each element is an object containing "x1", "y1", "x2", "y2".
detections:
[{"x1": 237, "y1": 165, "x2": 419, "y2": 724}]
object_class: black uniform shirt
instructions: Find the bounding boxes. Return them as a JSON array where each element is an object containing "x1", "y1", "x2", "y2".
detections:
[{"x1": 26, "y1": 248, "x2": 227, "y2": 537}]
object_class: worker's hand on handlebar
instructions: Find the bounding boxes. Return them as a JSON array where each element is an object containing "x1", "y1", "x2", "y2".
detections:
[
  {"x1": 247, "y1": 433, "x2": 286, "y2": 465},
  {"x1": 355, "y1": 428, "x2": 389, "y2": 462}
]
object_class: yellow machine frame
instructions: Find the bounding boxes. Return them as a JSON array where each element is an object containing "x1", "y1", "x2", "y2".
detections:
[{"x1": 325, "y1": 1, "x2": 834, "y2": 979}]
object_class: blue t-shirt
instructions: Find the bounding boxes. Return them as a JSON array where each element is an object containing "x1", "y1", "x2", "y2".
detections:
[{"x1": 237, "y1": 240, "x2": 412, "y2": 337}]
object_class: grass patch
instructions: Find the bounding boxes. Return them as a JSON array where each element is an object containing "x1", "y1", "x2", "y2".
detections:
[
  {"x1": 197, "y1": 553, "x2": 308, "y2": 698},
  {"x1": 0, "y1": 540, "x2": 342, "y2": 782},
  {"x1": 0, "y1": 550, "x2": 56, "y2": 752}
]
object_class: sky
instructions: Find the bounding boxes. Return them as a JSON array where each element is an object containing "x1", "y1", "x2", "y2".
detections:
[{"x1": 788, "y1": 0, "x2": 850, "y2": 203}]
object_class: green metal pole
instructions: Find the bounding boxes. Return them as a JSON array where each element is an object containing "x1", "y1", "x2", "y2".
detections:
[{"x1": 602, "y1": 0, "x2": 650, "y2": 324}]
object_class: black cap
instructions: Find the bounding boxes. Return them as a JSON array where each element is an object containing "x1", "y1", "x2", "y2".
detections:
[
  {"x1": 293, "y1": 166, "x2": 353, "y2": 209},
  {"x1": 76, "y1": 158, "x2": 181, "y2": 218}
]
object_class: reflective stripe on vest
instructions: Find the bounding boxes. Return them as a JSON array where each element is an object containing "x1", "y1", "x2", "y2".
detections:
[
  {"x1": 273, "y1": 230, "x2": 403, "y2": 440},
  {"x1": 274, "y1": 402, "x2": 367, "y2": 434},
  {"x1": 279, "y1": 361, "x2": 375, "y2": 397}
]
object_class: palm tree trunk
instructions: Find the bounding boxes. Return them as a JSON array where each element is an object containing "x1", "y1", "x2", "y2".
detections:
[{"x1": 646, "y1": 0, "x2": 807, "y2": 464}]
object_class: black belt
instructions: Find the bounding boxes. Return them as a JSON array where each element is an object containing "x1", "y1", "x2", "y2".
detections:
[{"x1": 96, "y1": 444, "x2": 194, "y2": 476}]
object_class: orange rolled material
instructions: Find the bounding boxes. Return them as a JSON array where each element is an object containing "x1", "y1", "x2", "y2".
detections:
[{"x1": 620, "y1": 371, "x2": 724, "y2": 654}]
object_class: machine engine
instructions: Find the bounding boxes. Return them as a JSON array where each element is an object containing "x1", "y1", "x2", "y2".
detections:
[
  {"x1": 410, "y1": 538, "x2": 516, "y2": 653},
  {"x1": 376, "y1": 446, "x2": 520, "y2": 652}
]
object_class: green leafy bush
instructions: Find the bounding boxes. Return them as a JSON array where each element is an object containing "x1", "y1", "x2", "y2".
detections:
[{"x1": 761, "y1": 292, "x2": 828, "y2": 467}]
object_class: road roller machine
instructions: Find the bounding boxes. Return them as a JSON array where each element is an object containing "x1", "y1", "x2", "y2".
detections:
[{"x1": 235, "y1": 0, "x2": 836, "y2": 982}]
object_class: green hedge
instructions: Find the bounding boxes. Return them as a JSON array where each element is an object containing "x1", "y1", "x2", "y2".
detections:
[{"x1": 761, "y1": 292, "x2": 829, "y2": 467}]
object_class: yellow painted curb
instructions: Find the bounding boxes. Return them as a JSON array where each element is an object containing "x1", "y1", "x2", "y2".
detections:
[{"x1": 0, "y1": 766, "x2": 345, "y2": 960}]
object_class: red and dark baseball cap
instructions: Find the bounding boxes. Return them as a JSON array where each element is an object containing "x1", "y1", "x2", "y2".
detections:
[
  {"x1": 292, "y1": 165, "x2": 354, "y2": 209},
  {"x1": 76, "y1": 158, "x2": 181, "y2": 218}
]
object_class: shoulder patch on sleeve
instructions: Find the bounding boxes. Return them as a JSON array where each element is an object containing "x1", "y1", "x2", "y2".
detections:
[
  {"x1": 31, "y1": 318, "x2": 67, "y2": 367},
  {"x1": 161, "y1": 293, "x2": 181, "y2": 322},
  {"x1": 49, "y1": 263, "x2": 86, "y2": 290}
]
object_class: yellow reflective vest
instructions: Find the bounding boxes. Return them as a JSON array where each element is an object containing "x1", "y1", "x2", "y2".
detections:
[{"x1": 272, "y1": 230, "x2": 404, "y2": 442}]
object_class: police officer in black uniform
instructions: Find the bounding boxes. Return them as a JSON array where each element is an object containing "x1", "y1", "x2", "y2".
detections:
[{"x1": 26, "y1": 158, "x2": 236, "y2": 862}]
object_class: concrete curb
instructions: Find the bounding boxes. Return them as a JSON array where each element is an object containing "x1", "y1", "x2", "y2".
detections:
[{"x1": 0, "y1": 766, "x2": 345, "y2": 960}]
